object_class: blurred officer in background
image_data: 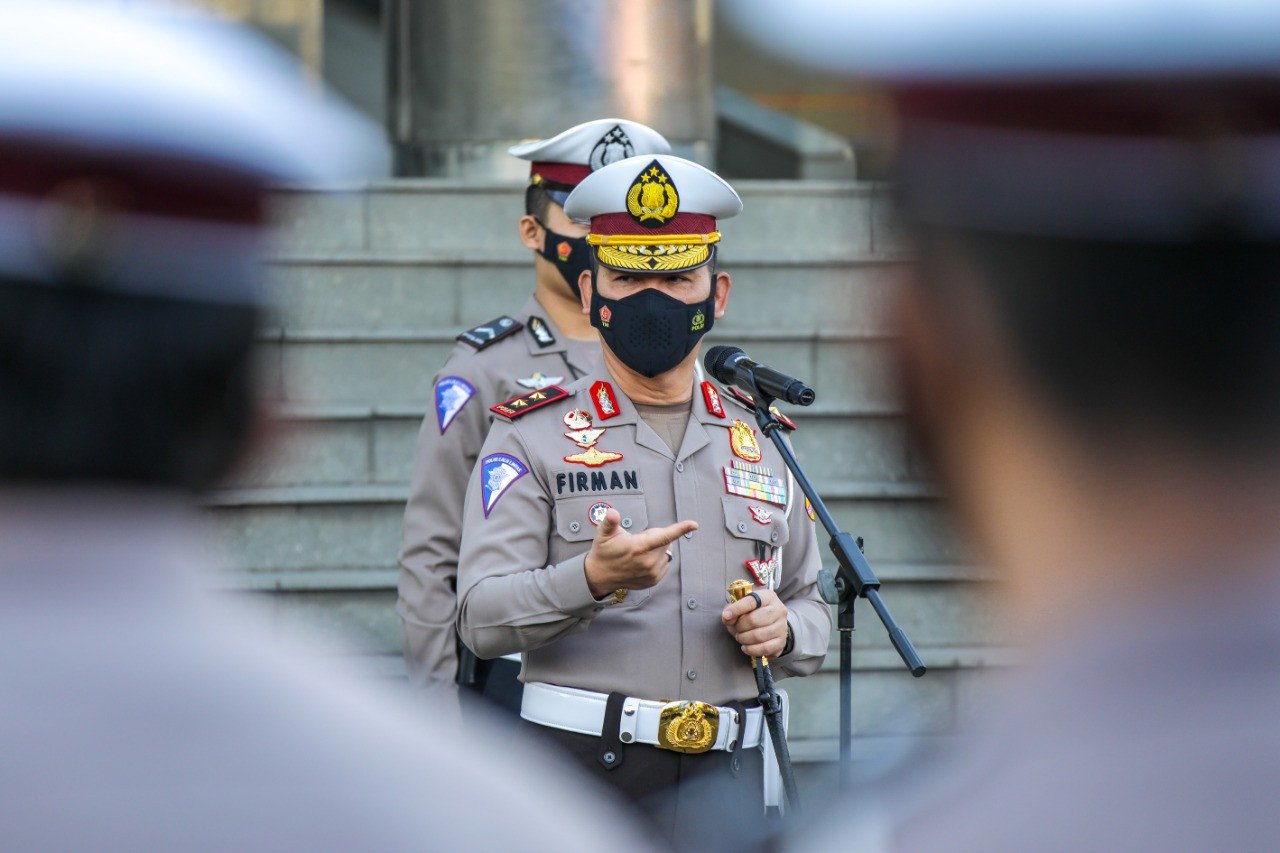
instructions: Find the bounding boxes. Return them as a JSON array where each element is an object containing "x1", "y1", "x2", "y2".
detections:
[
  {"x1": 456, "y1": 153, "x2": 832, "y2": 848},
  {"x1": 398, "y1": 119, "x2": 670, "y2": 708},
  {"x1": 726, "y1": 0, "x2": 1280, "y2": 849},
  {"x1": 0, "y1": 3, "x2": 650, "y2": 850}
]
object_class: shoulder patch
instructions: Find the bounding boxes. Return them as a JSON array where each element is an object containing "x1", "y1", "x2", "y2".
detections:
[
  {"x1": 435, "y1": 376, "x2": 475, "y2": 433},
  {"x1": 490, "y1": 385, "x2": 571, "y2": 420},
  {"x1": 458, "y1": 316, "x2": 522, "y2": 350},
  {"x1": 480, "y1": 453, "x2": 528, "y2": 518},
  {"x1": 527, "y1": 315, "x2": 557, "y2": 348}
]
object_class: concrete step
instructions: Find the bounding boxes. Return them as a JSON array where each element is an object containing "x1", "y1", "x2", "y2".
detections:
[
  {"x1": 264, "y1": 253, "x2": 906, "y2": 337},
  {"x1": 270, "y1": 180, "x2": 905, "y2": 261},
  {"x1": 256, "y1": 329, "x2": 899, "y2": 409},
  {"x1": 226, "y1": 403, "x2": 928, "y2": 490},
  {"x1": 202, "y1": 481, "x2": 970, "y2": 578},
  {"x1": 219, "y1": 562, "x2": 1002, "y2": 657}
]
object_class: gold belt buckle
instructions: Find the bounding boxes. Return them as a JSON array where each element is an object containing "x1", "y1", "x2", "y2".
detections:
[{"x1": 657, "y1": 700, "x2": 720, "y2": 754}]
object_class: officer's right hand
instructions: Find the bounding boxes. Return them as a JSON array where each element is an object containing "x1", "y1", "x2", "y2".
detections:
[{"x1": 584, "y1": 508, "x2": 698, "y2": 600}]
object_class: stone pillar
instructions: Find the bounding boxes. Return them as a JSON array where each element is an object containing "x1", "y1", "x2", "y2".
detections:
[{"x1": 385, "y1": 0, "x2": 715, "y2": 177}]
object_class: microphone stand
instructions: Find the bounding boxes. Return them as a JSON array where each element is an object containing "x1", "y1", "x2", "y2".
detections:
[{"x1": 747, "y1": 390, "x2": 926, "y2": 788}]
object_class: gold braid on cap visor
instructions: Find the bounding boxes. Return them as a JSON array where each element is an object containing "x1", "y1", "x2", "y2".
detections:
[{"x1": 587, "y1": 231, "x2": 721, "y2": 272}]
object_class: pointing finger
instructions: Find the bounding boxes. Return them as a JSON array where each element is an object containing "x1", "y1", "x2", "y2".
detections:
[{"x1": 634, "y1": 519, "x2": 698, "y2": 553}]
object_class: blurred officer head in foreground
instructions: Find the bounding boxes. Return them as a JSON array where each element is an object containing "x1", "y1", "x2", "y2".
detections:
[
  {"x1": 728, "y1": 0, "x2": 1280, "y2": 849},
  {"x1": 0, "y1": 3, "x2": 650, "y2": 850}
]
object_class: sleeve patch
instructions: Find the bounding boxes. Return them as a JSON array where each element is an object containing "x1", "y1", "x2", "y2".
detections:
[
  {"x1": 457, "y1": 316, "x2": 522, "y2": 350},
  {"x1": 480, "y1": 453, "x2": 528, "y2": 518},
  {"x1": 435, "y1": 376, "x2": 476, "y2": 433},
  {"x1": 490, "y1": 385, "x2": 570, "y2": 419}
]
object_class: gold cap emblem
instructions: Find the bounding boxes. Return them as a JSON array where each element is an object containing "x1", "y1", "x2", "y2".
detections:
[{"x1": 626, "y1": 160, "x2": 679, "y2": 227}]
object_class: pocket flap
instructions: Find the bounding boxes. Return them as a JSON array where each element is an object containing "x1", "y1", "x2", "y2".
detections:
[
  {"x1": 722, "y1": 496, "x2": 790, "y2": 548},
  {"x1": 555, "y1": 494, "x2": 650, "y2": 543}
]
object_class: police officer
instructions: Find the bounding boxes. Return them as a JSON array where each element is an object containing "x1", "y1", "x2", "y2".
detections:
[
  {"x1": 456, "y1": 154, "x2": 833, "y2": 846},
  {"x1": 722, "y1": 0, "x2": 1280, "y2": 850},
  {"x1": 0, "y1": 4, "x2": 652, "y2": 849},
  {"x1": 398, "y1": 119, "x2": 671, "y2": 704}
]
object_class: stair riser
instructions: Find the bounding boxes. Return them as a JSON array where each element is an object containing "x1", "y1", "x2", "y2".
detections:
[
  {"x1": 265, "y1": 260, "x2": 904, "y2": 335},
  {"x1": 259, "y1": 337, "x2": 899, "y2": 409},
  {"x1": 227, "y1": 413, "x2": 923, "y2": 489},
  {"x1": 228, "y1": 581, "x2": 1000, "y2": 660},
  {"x1": 271, "y1": 184, "x2": 901, "y2": 261},
  {"x1": 207, "y1": 495, "x2": 969, "y2": 573}
]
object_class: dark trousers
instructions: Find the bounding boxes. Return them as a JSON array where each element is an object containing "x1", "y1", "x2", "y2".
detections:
[
  {"x1": 520, "y1": 717, "x2": 774, "y2": 851},
  {"x1": 460, "y1": 655, "x2": 523, "y2": 717}
]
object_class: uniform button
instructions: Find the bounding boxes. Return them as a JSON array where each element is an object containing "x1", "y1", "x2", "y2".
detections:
[
  {"x1": 569, "y1": 521, "x2": 580, "y2": 533},
  {"x1": 621, "y1": 517, "x2": 633, "y2": 529},
  {"x1": 687, "y1": 598, "x2": 698, "y2": 610},
  {"x1": 770, "y1": 531, "x2": 779, "y2": 543},
  {"x1": 686, "y1": 669, "x2": 697, "y2": 681},
  {"x1": 737, "y1": 521, "x2": 747, "y2": 533},
  {"x1": 675, "y1": 462, "x2": 685, "y2": 472},
  {"x1": 684, "y1": 531, "x2": 694, "y2": 539}
]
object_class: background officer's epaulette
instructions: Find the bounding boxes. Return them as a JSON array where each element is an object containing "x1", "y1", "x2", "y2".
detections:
[
  {"x1": 725, "y1": 385, "x2": 798, "y2": 430},
  {"x1": 458, "y1": 316, "x2": 522, "y2": 350},
  {"x1": 490, "y1": 385, "x2": 570, "y2": 420}
]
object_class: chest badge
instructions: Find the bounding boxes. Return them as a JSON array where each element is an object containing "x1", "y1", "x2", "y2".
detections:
[
  {"x1": 517, "y1": 372, "x2": 564, "y2": 391},
  {"x1": 729, "y1": 418, "x2": 763, "y2": 463},
  {"x1": 745, "y1": 554, "x2": 779, "y2": 589},
  {"x1": 748, "y1": 505, "x2": 772, "y2": 525},
  {"x1": 563, "y1": 408, "x2": 624, "y2": 468}
]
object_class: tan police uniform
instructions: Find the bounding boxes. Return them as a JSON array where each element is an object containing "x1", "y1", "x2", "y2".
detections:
[
  {"x1": 398, "y1": 297, "x2": 600, "y2": 687},
  {"x1": 456, "y1": 374, "x2": 831, "y2": 701},
  {"x1": 397, "y1": 119, "x2": 671, "y2": 690}
]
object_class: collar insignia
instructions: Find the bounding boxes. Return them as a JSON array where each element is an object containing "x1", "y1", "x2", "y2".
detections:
[
  {"x1": 590, "y1": 380, "x2": 621, "y2": 421},
  {"x1": 527, "y1": 316, "x2": 557, "y2": 348},
  {"x1": 701, "y1": 381, "x2": 725, "y2": 418}
]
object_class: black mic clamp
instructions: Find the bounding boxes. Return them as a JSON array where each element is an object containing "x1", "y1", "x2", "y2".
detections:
[{"x1": 704, "y1": 345, "x2": 816, "y2": 407}]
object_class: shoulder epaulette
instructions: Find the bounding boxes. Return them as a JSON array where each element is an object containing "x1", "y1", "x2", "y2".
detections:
[
  {"x1": 725, "y1": 385, "x2": 756, "y2": 412},
  {"x1": 457, "y1": 316, "x2": 522, "y2": 350},
  {"x1": 724, "y1": 385, "x2": 798, "y2": 430},
  {"x1": 526, "y1": 315, "x2": 557, "y2": 348},
  {"x1": 490, "y1": 385, "x2": 570, "y2": 420}
]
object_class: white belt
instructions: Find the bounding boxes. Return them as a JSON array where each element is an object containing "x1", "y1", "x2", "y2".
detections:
[{"x1": 521, "y1": 682, "x2": 764, "y2": 753}]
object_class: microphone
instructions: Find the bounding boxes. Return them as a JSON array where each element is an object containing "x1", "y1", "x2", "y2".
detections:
[{"x1": 704, "y1": 345, "x2": 816, "y2": 407}]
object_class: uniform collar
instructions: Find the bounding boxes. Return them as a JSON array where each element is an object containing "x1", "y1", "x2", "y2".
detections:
[{"x1": 576, "y1": 374, "x2": 736, "y2": 462}]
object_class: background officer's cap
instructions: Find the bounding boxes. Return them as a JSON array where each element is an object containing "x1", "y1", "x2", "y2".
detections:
[
  {"x1": 726, "y1": 0, "x2": 1280, "y2": 242},
  {"x1": 509, "y1": 119, "x2": 671, "y2": 206},
  {"x1": 564, "y1": 154, "x2": 741, "y2": 273},
  {"x1": 0, "y1": 0, "x2": 381, "y2": 304}
]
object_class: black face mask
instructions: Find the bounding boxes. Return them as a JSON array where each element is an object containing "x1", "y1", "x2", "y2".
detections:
[
  {"x1": 538, "y1": 223, "x2": 591, "y2": 298},
  {"x1": 590, "y1": 273, "x2": 716, "y2": 378}
]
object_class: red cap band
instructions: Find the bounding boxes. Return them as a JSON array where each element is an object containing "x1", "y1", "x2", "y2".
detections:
[
  {"x1": 531, "y1": 162, "x2": 592, "y2": 187},
  {"x1": 589, "y1": 212, "x2": 717, "y2": 236}
]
